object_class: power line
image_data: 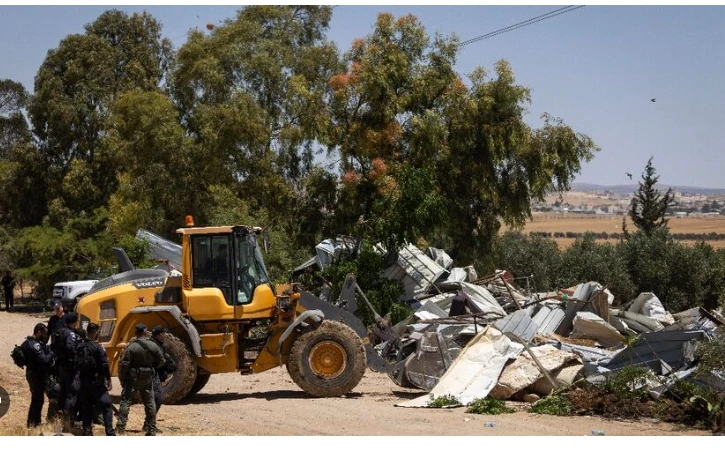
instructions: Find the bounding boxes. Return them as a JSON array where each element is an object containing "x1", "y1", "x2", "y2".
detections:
[{"x1": 460, "y1": 5, "x2": 585, "y2": 47}]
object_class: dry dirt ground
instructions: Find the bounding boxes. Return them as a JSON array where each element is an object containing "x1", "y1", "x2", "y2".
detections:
[{"x1": 0, "y1": 310, "x2": 709, "y2": 436}]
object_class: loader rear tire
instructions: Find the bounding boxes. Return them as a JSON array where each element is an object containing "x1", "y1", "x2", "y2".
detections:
[
  {"x1": 286, "y1": 321, "x2": 366, "y2": 397},
  {"x1": 160, "y1": 334, "x2": 197, "y2": 404}
]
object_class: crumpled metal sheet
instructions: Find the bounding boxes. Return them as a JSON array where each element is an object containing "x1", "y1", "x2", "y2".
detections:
[
  {"x1": 556, "y1": 342, "x2": 620, "y2": 365},
  {"x1": 382, "y1": 243, "x2": 448, "y2": 300},
  {"x1": 136, "y1": 228, "x2": 182, "y2": 271},
  {"x1": 396, "y1": 328, "x2": 524, "y2": 407},
  {"x1": 571, "y1": 311, "x2": 626, "y2": 347},
  {"x1": 400, "y1": 330, "x2": 462, "y2": 390},
  {"x1": 438, "y1": 281, "x2": 507, "y2": 317},
  {"x1": 628, "y1": 293, "x2": 675, "y2": 326},
  {"x1": 425, "y1": 247, "x2": 454, "y2": 270},
  {"x1": 489, "y1": 344, "x2": 579, "y2": 400},
  {"x1": 603, "y1": 329, "x2": 707, "y2": 373}
]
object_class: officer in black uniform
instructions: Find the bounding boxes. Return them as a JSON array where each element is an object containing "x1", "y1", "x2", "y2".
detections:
[
  {"x1": 56, "y1": 312, "x2": 81, "y2": 421},
  {"x1": 77, "y1": 323, "x2": 115, "y2": 436},
  {"x1": 45, "y1": 301, "x2": 65, "y2": 420},
  {"x1": 150, "y1": 325, "x2": 177, "y2": 416},
  {"x1": 47, "y1": 301, "x2": 65, "y2": 337},
  {"x1": 23, "y1": 323, "x2": 54, "y2": 427}
]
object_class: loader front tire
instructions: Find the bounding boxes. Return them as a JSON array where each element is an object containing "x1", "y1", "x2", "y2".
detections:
[
  {"x1": 286, "y1": 321, "x2": 366, "y2": 397},
  {"x1": 160, "y1": 333, "x2": 197, "y2": 404},
  {"x1": 185, "y1": 372, "x2": 211, "y2": 399}
]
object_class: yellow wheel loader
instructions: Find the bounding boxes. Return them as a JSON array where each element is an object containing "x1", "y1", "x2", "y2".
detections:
[{"x1": 76, "y1": 221, "x2": 383, "y2": 403}]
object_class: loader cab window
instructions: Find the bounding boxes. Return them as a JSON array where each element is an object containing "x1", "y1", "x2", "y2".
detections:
[
  {"x1": 234, "y1": 229, "x2": 270, "y2": 305},
  {"x1": 191, "y1": 235, "x2": 232, "y2": 304}
]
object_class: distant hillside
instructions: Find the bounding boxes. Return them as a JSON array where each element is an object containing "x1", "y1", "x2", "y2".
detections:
[{"x1": 571, "y1": 182, "x2": 725, "y2": 196}]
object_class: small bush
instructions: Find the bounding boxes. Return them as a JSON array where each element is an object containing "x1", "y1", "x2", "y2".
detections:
[
  {"x1": 604, "y1": 366, "x2": 652, "y2": 402},
  {"x1": 529, "y1": 395, "x2": 572, "y2": 415},
  {"x1": 427, "y1": 394, "x2": 461, "y2": 408},
  {"x1": 465, "y1": 398, "x2": 514, "y2": 415}
]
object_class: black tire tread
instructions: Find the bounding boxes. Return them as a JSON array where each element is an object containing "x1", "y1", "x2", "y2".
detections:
[
  {"x1": 286, "y1": 320, "x2": 366, "y2": 397},
  {"x1": 185, "y1": 372, "x2": 211, "y2": 399},
  {"x1": 160, "y1": 334, "x2": 197, "y2": 404}
]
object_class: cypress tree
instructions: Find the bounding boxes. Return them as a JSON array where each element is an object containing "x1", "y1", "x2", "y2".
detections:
[{"x1": 629, "y1": 157, "x2": 675, "y2": 234}]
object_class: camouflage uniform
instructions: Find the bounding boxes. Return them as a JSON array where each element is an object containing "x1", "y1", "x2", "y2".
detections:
[{"x1": 115, "y1": 333, "x2": 165, "y2": 436}]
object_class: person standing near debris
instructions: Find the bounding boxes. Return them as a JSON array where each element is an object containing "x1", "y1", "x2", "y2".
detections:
[
  {"x1": 76, "y1": 323, "x2": 115, "y2": 436},
  {"x1": 150, "y1": 325, "x2": 176, "y2": 416},
  {"x1": 2, "y1": 270, "x2": 16, "y2": 311},
  {"x1": 116, "y1": 324, "x2": 166, "y2": 436},
  {"x1": 22, "y1": 323, "x2": 54, "y2": 427}
]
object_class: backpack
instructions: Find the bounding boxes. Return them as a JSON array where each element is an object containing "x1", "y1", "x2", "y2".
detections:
[
  {"x1": 11, "y1": 341, "x2": 27, "y2": 369},
  {"x1": 50, "y1": 328, "x2": 66, "y2": 357},
  {"x1": 74, "y1": 340, "x2": 97, "y2": 374}
]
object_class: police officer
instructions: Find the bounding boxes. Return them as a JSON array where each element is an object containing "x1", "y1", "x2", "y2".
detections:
[
  {"x1": 56, "y1": 312, "x2": 81, "y2": 421},
  {"x1": 116, "y1": 324, "x2": 165, "y2": 436},
  {"x1": 23, "y1": 323, "x2": 54, "y2": 427},
  {"x1": 150, "y1": 325, "x2": 177, "y2": 416},
  {"x1": 76, "y1": 323, "x2": 115, "y2": 436},
  {"x1": 45, "y1": 302, "x2": 65, "y2": 421},
  {"x1": 47, "y1": 301, "x2": 65, "y2": 337}
]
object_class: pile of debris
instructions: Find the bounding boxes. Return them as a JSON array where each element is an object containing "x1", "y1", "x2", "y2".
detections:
[{"x1": 294, "y1": 238, "x2": 725, "y2": 411}]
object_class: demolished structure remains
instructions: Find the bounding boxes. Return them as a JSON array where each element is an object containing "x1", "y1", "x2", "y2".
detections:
[{"x1": 294, "y1": 237, "x2": 725, "y2": 414}]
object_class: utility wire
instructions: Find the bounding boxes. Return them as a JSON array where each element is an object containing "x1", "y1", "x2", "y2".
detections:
[{"x1": 461, "y1": 5, "x2": 585, "y2": 47}]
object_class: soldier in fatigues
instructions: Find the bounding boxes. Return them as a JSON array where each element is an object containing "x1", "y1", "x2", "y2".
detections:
[
  {"x1": 23, "y1": 323, "x2": 54, "y2": 427},
  {"x1": 76, "y1": 323, "x2": 115, "y2": 436},
  {"x1": 116, "y1": 324, "x2": 165, "y2": 436}
]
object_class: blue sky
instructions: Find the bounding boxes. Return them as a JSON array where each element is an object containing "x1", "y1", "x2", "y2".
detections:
[{"x1": 1, "y1": 5, "x2": 724, "y2": 188}]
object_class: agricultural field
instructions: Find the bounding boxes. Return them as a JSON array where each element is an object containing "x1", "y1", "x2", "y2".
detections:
[{"x1": 513, "y1": 213, "x2": 725, "y2": 249}]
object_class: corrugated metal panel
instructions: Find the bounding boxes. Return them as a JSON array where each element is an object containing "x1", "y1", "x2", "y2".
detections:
[
  {"x1": 494, "y1": 310, "x2": 539, "y2": 343},
  {"x1": 604, "y1": 329, "x2": 706, "y2": 372},
  {"x1": 532, "y1": 304, "x2": 566, "y2": 335},
  {"x1": 383, "y1": 244, "x2": 448, "y2": 300}
]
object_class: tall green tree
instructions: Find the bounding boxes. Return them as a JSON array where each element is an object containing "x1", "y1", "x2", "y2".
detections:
[
  {"x1": 102, "y1": 89, "x2": 203, "y2": 238},
  {"x1": 629, "y1": 157, "x2": 675, "y2": 234},
  {"x1": 0, "y1": 80, "x2": 48, "y2": 228},
  {"x1": 172, "y1": 6, "x2": 340, "y2": 213},
  {"x1": 327, "y1": 13, "x2": 598, "y2": 261},
  {"x1": 29, "y1": 10, "x2": 173, "y2": 217}
]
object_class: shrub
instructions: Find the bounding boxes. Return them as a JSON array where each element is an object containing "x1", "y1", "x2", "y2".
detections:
[
  {"x1": 604, "y1": 366, "x2": 652, "y2": 402},
  {"x1": 529, "y1": 395, "x2": 572, "y2": 415},
  {"x1": 427, "y1": 394, "x2": 461, "y2": 408},
  {"x1": 465, "y1": 398, "x2": 514, "y2": 415}
]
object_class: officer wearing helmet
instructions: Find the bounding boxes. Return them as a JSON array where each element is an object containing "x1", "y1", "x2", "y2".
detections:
[{"x1": 115, "y1": 323, "x2": 165, "y2": 436}]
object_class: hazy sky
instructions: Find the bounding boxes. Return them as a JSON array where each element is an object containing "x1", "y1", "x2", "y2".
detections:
[{"x1": 1, "y1": 5, "x2": 724, "y2": 188}]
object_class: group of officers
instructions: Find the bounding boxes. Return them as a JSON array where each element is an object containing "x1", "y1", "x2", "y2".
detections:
[{"x1": 21, "y1": 301, "x2": 176, "y2": 436}]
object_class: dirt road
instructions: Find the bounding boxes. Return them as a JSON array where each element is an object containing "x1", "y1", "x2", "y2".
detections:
[{"x1": 0, "y1": 310, "x2": 708, "y2": 436}]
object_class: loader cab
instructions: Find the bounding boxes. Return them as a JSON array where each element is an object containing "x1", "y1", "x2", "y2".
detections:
[{"x1": 186, "y1": 226, "x2": 271, "y2": 305}]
